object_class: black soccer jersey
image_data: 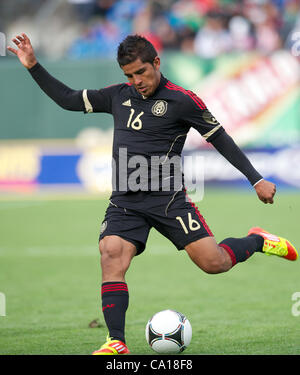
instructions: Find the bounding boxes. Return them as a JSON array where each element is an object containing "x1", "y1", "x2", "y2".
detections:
[
  {"x1": 28, "y1": 63, "x2": 263, "y2": 193},
  {"x1": 83, "y1": 74, "x2": 224, "y2": 197}
]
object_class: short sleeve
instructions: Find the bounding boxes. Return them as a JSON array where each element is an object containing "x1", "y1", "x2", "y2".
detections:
[
  {"x1": 82, "y1": 84, "x2": 121, "y2": 114},
  {"x1": 181, "y1": 93, "x2": 224, "y2": 142}
]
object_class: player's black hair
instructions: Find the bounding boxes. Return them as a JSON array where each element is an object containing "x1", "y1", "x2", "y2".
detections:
[{"x1": 117, "y1": 34, "x2": 158, "y2": 66}]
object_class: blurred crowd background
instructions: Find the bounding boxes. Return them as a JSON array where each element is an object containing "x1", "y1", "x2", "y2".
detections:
[{"x1": 1, "y1": 0, "x2": 299, "y2": 59}]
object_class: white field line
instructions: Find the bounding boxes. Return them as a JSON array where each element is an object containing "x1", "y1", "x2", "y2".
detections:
[
  {"x1": 0, "y1": 245, "x2": 97, "y2": 257},
  {"x1": 0, "y1": 244, "x2": 173, "y2": 256},
  {"x1": 0, "y1": 201, "x2": 49, "y2": 210}
]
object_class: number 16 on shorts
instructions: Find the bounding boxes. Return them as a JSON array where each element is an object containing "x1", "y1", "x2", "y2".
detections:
[{"x1": 176, "y1": 213, "x2": 201, "y2": 234}]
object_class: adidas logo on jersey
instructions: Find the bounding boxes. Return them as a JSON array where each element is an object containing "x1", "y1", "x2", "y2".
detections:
[{"x1": 122, "y1": 99, "x2": 131, "y2": 107}]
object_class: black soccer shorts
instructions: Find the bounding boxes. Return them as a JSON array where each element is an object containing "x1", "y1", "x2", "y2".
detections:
[{"x1": 99, "y1": 190, "x2": 214, "y2": 255}]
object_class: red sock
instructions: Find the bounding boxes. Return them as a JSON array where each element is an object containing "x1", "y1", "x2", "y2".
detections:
[{"x1": 219, "y1": 234, "x2": 264, "y2": 266}]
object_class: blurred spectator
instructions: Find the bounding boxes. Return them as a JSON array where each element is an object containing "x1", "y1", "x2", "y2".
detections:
[
  {"x1": 194, "y1": 12, "x2": 232, "y2": 58},
  {"x1": 244, "y1": 0, "x2": 283, "y2": 53},
  {"x1": 228, "y1": 15, "x2": 255, "y2": 52},
  {"x1": 150, "y1": 16, "x2": 178, "y2": 51},
  {"x1": 68, "y1": 19, "x2": 122, "y2": 58},
  {"x1": 68, "y1": 0, "x2": 97, "y2": 23},
  {"x1": 95, "y1": 0, "x2": 119, "y2": 17},
  {"x1": 68, "y1": 0, "x2": 147, "y2": 58}
]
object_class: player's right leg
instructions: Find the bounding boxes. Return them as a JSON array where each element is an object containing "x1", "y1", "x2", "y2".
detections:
[
  {"x1": 93, "y1": 235, "x2": 136, "y2": 355},
  {"x1": 92, "y1": 201, "x2": 150, "y2": 355},
  {"x1": 100, "y1": 235, "x2": 137, "y2": 282}
]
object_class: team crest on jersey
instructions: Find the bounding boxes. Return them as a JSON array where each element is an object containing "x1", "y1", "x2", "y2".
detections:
[{"x1": 151, "y1": 100, "x2": 168, "y2": 116}]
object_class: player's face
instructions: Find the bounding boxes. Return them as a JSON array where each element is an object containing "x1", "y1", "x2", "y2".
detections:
[{"x1": 121, "y1": 57, "x2": 161, "y2": 98}]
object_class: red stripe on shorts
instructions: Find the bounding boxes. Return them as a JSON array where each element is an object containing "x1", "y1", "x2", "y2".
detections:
[{"x1": 183, "y1": 189, "x2": 213, "y2": 237}]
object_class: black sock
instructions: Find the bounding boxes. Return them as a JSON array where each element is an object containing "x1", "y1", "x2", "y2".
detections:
[
  {"x1": 219, "y1": 234, "x2": 264, "y2": 266},
  {"x1": 101, "y1": 281, "x2": 129, "y2": 343}
]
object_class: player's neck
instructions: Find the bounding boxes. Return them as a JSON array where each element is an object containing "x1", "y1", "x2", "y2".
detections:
[{"x1": 142, "y1": 72, "x2": 162, "y2": 99}]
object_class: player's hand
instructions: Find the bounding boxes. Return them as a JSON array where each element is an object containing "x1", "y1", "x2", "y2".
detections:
[
  {"x1": 7, "y1": 33, "x2": 37, "y2": 69},
  {"x1": 254, "y1": 179, "x2": 276, "y2": 204}
]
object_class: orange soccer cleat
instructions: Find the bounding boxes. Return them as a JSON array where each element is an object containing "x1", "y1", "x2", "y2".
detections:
[
  {"x1": 248, "y1": 227, "x2": 298, "y2": 261},
  {"x1": 92, "y1": 335, "x2": 130, "y2": 355}
]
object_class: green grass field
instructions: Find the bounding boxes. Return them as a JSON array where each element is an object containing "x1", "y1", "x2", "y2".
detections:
[{"x1": 0, "y1": 189, "x2": 299, "y2": 355}]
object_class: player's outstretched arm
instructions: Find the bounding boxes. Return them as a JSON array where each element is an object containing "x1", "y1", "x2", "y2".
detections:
[
  {"x1": 210, "y1": 131, "x2": 276, "y2": 204},
  {"x1": 7, "y1": 33, "x2": 84, "y2": 111}
]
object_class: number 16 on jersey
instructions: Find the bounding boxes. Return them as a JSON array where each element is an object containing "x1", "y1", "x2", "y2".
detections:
[{"x1": 126, "y1": 109, "x2": 144, "y2": 130}]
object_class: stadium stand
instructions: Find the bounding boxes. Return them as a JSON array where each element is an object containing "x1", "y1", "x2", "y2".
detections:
[{"x1": 1, "y1": 0, "x2": 299, "y2": 59}]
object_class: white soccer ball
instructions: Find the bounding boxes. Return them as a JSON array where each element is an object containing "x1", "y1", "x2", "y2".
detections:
[{"x1": 145, "y1": 309, "x2": 192, "y2": 354}]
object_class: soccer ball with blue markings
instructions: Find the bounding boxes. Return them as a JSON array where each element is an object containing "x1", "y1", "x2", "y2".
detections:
[{"x1": 145, "y1": 309, "x2": 192, "y2": 354}]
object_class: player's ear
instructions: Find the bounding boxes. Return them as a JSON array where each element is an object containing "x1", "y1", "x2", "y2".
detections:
[{"x1": 153, "y1": 56, "x2": 160, "y2": 71}]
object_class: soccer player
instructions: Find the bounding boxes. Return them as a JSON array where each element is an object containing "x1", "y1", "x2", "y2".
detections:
[{"x1": 8, "y1": 33, "x2": 298, "y2": 355}]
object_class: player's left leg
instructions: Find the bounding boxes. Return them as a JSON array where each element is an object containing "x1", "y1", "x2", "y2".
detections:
[
  {"x1": 185, "y1": 236, "x2": 232, "y2": 273},
  {"x1": 185, "y1": 234, "x2": 264, "y2": 273},
  {"x1": 150, "y1": 190, "x2": 266, "y2": 273},
  {"x1": 185, "y1": 229, "x2": 298, "y2": 273}
]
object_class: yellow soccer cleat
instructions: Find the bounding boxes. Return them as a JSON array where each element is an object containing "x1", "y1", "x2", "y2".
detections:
[
  {"x1": 248, "y1": 227, "x2": 298, "y2": 261},
  {"x1": 92, "y1": 335, "x2": 130, "y2": 355}
]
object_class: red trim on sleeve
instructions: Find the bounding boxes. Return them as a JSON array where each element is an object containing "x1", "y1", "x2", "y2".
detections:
[{"x1": 165, "y1": 81, "x2": 206, "y2": 110}]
